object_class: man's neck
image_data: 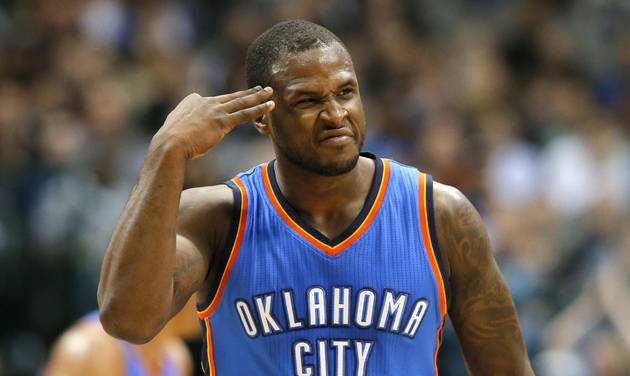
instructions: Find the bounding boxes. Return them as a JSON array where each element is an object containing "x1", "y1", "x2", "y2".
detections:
[{"x1": 273, "y1": 155, "x2": 375, "y2": 222}]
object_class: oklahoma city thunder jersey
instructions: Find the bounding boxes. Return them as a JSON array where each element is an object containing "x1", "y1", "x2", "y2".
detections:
[{"x1": 197, "y1": 154, "x2": 449, "y2": 376}]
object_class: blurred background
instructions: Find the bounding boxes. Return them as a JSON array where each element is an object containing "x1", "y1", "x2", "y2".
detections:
[{"x1": 1, "y1": 0, "x2": 629, "y2": 375}]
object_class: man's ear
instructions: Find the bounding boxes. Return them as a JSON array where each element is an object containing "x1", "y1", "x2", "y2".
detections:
[{"x1": 253, "y1": 114, "x2": 271, "y2": 136}]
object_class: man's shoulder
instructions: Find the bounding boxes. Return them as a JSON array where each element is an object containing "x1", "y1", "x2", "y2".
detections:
[
  {"x1": 178, "y1": 184, "x2": 236, "y2": 248},
  {"x1": 432, "y1": 181, "x2": 468, "y2": 214},
  {"x1": 380, "y1": 159, "x2": 468, "y2": 211},
  {"x1": 179, "y1": 162, "x2": 266, "y2": 213},
  {"x1": 432, "y1": 180, "x2": 480, "y2": 234},
  {"x1": 180, "y1": 184, "x2": 235, "y2": 213},
  {"x1": 431, "y1": 180, "x2": 489, "y2": 272}
]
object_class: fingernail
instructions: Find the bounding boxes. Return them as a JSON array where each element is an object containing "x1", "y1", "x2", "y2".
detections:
[
  {"x1": 264, "y1": 86, "x2": 273, "y2": 92},
  {"x1": 255, "y1": 85, "x2": 262, "y2": 90}
]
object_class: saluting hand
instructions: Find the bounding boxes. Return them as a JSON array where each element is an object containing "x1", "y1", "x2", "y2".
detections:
[{"x1": 151, "y1": 86, "x2": 275, "y2": 160}]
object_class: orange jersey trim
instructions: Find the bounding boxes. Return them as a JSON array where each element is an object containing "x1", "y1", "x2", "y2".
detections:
[
  {"x1": 418, "y1": 172, "x2": 447, "y2": 375},
  {"x1": 197, "y1": 177, "x2": 248, "y2": 319},
  {"x1": 262, "y1": 159, "x2": 390, "y2": 256},
  {"x1": 203, "y1": 317, "x2": 216, "y2": 375}
]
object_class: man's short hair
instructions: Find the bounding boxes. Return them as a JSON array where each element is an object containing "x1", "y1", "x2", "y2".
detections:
[{"x1": 246, "y1": 20, "x2": 347, "y2": 88}]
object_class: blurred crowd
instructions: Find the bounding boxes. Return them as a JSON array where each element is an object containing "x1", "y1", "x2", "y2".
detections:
[{"x1": 1, "y1": 0, "x2": 629, "y2": 375}]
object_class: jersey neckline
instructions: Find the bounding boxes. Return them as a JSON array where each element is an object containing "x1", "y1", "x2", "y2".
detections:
[{"x1": 261, "y1": 153, "x2": 390, "y2": 256}]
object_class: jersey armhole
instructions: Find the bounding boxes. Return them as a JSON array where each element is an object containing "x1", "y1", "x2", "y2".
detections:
[
  {"x1": 196, "y1": 178, "x2": 245, "y2": 317},
  {"x1": 424, "y1": 175, "x2": 452, "y2": 308}
]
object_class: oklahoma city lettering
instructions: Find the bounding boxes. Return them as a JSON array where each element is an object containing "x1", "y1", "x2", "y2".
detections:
[{"x1": 233, "y1": 286, "x2": 430, "y2": 376}]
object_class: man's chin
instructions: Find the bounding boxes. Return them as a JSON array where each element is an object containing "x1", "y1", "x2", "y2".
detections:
[
  {"x1": 309, "y1": 153, "x2": 360, "y2": 176},
  {"x1": 278, "y1": 142, "x2": 362, "y2": 176}
]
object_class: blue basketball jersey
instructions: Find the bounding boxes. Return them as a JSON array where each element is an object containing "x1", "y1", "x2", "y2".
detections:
[{"x1": 197, "y1": 155, "x2": 449, "y2": 376}]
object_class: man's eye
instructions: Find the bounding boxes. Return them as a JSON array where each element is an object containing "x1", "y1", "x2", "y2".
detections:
[
  {"x1": 297, "y1": 98, "x2": 317, "y2": 105},
  {"x1": 338, "y1": 89, "x2": 353, "y2": 98}
]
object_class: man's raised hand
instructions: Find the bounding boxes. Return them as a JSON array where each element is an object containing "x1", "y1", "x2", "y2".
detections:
[{"x1": 151, "y1": 86, "x2": 275, "y2": 160}]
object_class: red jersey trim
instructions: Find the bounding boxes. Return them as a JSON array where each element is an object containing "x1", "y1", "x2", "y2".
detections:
[
  {"x1": 418, "y1": 172, "x2": 447, "y2": 375},
  {"x1": 197, "y1": 177, "x2": 248, "y2": 319},
  {"x1": 203, "y1": 317, "x2": 216, "y2": 375},
  {"x1": 262, "y1": 160, "x2": 390, "y2": 256}
]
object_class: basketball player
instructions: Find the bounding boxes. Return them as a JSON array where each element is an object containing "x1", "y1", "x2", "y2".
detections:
[
  {"x1": 45, "y1": 297, "x2": 199, "y2": 376},
  {"x1": 98, "y1": 20, "x2": 534, "y2": 375}
]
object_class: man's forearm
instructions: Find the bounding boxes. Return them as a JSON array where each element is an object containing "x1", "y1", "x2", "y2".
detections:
[
  {"x1": 97, "y1": 87, "x2": 275, "y2": 343},
  {"x1": 98, "y1": 141, "x2": 186, "y2": 343}
]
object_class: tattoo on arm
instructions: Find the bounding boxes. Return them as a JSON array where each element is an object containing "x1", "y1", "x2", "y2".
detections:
[{"x1": 435, "y1": 185, "x2": 533, "y2": 375}]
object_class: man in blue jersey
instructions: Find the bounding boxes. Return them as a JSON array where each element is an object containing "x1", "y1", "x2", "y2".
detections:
[{"x1": 98, "y1": 20, "x2": 534, "y2": 375}]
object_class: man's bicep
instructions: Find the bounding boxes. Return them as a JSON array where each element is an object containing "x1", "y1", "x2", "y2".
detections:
[
  {"x1": 434, "y1": 183, "x2": 532, "y2": 375},
  {"x1": 171, "y1": 185, "x2": 233, "y2": 317},
  {"x1": 171, "y1": 233, "x2": 209, "y2": 313},
  {"x1": 449, "y1": 249, "x2": 525, "y2": 373}
]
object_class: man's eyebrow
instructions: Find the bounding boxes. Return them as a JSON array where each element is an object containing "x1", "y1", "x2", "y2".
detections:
[
  {"x1": 285, "y1": 88, "x2": 322, "y2": 97},
  {"x1": 336, "y1": 78, "x2": 357, "y2": 89},
  {"x1": 285, "y1": 79, "x2": 357, "y2": 98}
]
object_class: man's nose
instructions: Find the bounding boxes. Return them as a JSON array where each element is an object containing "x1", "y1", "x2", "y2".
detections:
[{"x1": 320, "y1": 99, "x2": 347, "y2": 126}]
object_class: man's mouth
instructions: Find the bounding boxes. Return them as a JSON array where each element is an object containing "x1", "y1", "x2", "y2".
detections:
[{"x1": 318, "y1": 128, "x2": 354, "y2": 145}]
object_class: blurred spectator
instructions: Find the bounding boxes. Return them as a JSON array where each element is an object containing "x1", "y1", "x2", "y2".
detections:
[
  {"x1": 45, "y1": 297, "x2": 200, "y2": 375},
  {"x1": 539, "y1": 218, "x2": 630, "y2": 375}
]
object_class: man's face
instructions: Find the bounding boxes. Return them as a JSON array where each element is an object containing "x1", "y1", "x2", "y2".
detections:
[{"x1": 265, "y1": 42, "x2": 365, "y2": 176}]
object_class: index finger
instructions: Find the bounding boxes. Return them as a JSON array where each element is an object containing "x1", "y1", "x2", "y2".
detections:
[
  {"x1": 226, "y1": 100, "x2": 275, "y2": 125},
  {"x1": 220, "y1": 86, "x2": 274, "y2": 114},
  {"x1": 213, "y1": 86, "x2": 262, "y2": 103}
]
